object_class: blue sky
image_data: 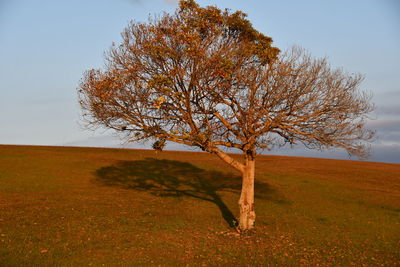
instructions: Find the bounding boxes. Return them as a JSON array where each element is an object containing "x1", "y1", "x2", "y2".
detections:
[{"x1": 1, "y1": 0, "x2": 399, "y2": 163}]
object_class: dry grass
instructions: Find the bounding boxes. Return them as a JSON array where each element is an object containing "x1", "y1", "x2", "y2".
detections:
[{"x1": 0, "y1": 145, "x2": 399, "y2": 266}]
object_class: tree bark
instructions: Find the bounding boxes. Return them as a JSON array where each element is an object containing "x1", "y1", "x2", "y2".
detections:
[
  {"x1": 238, "y1": 153, "x2": 256, "y2": 231},
  {"x1": 209, "y1": 147, "x2": 256, "y2": 231},
  {"x1": 210, "y1": 147, "x2": 244, "y2": 173}
]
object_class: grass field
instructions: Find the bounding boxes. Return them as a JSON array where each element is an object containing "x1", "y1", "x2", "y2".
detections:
[{"x1": 0, "y1": 145, "x2": 399, "y2": 266}]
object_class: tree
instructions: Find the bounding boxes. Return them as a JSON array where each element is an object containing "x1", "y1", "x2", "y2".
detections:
[{"x1": 78, "y1": 0, "x2": 374, "y2": 231}]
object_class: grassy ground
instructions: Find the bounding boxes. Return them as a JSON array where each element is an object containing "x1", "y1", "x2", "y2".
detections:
[{"x1": 0, "y1": 145, "x2": 399, "y2": 266}]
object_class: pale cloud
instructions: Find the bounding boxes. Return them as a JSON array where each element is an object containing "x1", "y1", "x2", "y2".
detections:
[
  {"x1": 122, "y1": 0, "x2": 179, "y2": 6},
  {"x1": 370, "y1": 143, "x2": 400, "y2": 163},
  {"x1": 164, "y1": 0, "x2": 179, "y2": 5},
  {"x1": 367, "y1": 118, "x2": 400, "y2": 131},
  {"x1": 375, "y1": 105, "x2": 400, "y2": 116}
]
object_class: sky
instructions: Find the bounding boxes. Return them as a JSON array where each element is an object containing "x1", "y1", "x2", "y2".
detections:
[{"x1": 1, "y1": 0, "x2": 399, "y2": 163}]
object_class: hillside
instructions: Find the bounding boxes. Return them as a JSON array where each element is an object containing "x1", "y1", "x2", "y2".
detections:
[{"x1": 0, "y1": 145, "x2": 399, "y2": 266}]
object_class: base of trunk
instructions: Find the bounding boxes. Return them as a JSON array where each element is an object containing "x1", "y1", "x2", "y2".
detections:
[{"x1": 238, "y1": 202, "x2": 256, "y2": 231}]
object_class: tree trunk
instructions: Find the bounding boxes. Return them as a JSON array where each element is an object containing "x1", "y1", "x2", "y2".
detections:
[
  {"x1": 238, "y1": 154, "x2": 256, "y2": 231},
  {"x1": 209, "y1": 147, "x2": 256, "y2": 231}
]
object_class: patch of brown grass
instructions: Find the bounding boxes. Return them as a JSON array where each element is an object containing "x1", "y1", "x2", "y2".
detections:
[{"x1": 0, "y1": 145, "x2": 399, "y2": 266}]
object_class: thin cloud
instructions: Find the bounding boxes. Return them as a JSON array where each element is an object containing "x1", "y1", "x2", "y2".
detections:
[
  {"x1": 122, "y1": 0, "x2": 179, "y2": 5},
  {"x1": 366, "y1": 118, "x2": 400, "y2": 149},
  {"x1": 375, "y1": 105, "x2": 400, "y2": 116},
  {"x1": 371, "y1": 143, "x2": 400, "y2": 163},
  {"x1": 367, "y1": 118, "x2": 400, "y2": 130},
  {"x1": 121, "y1": 0, "x2": 143, "y2": 5},
  {"x1": 164, "y1": 0, "x2": 179, "y2": 5}
]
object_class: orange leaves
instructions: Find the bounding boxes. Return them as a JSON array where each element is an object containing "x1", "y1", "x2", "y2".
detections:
[
  {"x1": 147, "y1": 75, "x2": 174, "y2": 95},
  {"x1": 148, "y1": 75, "x2": 172, "y2": 87},
  {"x1": 152, "y1": 96, "x2": 166, "y2": 109}
]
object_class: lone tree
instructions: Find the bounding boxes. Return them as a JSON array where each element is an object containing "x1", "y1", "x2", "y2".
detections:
[{"x1": 78, "y1": 0, "x2": 374, "y2": 231}]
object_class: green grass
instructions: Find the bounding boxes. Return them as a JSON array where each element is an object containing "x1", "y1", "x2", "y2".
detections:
[{"x1": 0, "y1": 145, "x2": 399, "y2": 266}]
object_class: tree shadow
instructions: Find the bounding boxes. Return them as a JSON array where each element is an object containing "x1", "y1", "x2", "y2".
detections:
[{"x1": 95, "y1": 158, "x2": 285, "y2": 228}]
